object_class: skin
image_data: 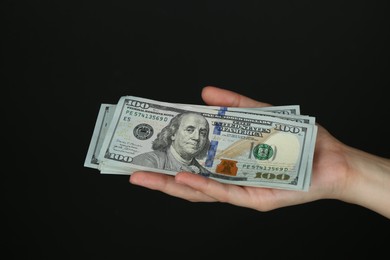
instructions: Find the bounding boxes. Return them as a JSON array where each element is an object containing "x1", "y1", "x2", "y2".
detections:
[
  {"x1": 130, "y1": 86, "x2": 390, "y2": 219},
  {"x1": 171, "y1": 113, "x2": 209, "y2": 161}
]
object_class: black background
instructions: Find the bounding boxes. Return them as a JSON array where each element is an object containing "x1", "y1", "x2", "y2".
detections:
[{"x1": 3, "y1": 1, "x2": 390, "y2": 259}]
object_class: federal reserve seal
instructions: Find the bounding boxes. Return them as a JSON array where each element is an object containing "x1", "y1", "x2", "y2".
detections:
[
  {"x1": 253, "y1": 143, "x2": 274, "y2": 160},
  {"x1": 133, "y1": 123, "x2": 154, "y2": 140}
]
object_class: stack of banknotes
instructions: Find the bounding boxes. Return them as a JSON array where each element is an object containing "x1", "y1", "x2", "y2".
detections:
[{"x1": 84, "y1": 95, "x2": 318, "y2": 191}]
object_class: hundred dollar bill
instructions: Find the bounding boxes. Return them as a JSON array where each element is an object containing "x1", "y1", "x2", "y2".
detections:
[
  {"x1": 85, "y1": 103, "x2": 306, "y2": 168},
  {"x1": 89, "y1": 103, "x2": 317, "y2": 190},
  {"x1": 84, "y1": 103, "x2": 116, "y2": 169},
  {"x1": 96, "y1": 96, "x2": 317, "y2": 191},
  {"x1": 184, "y1": 104, "x2": 317, "y2": 190},
  {"x1": 83, "y1": 103, "x2": 317, "y2": 191},
  {"x1": 189, "y1": 104, "x2": 301, "y2": 115},
  {"x1": 211, "y1": 106, "x2": 317, "y2": 190},
  {"x1": 208, "y1": 106, "x2": 315, "y2": 124}
]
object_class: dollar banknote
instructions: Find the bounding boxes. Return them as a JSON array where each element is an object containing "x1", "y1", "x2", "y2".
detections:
[
  {"x1": 84, "y1": 102, "x2": 310, "y2": 171},
  {"x1": 84, "y1": 103, "x2": 307, "y2": 169},
  {"x1": 85, "y1": 96, "x2": 317, "y2": 191},
  {"x1": 84, "y1": 103, "x2": 116, "y2": 169}
]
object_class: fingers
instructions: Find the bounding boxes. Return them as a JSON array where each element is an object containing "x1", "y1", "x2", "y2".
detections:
[
  {"x1": 130, "y1": 171, "x2": 308, "y2": 211},
  {"x1": 130, "y1": 171, "x2": 248, "y2": 205},
  {"x1": 201, "y1": 86, "x2": 272, "y2": 108},
  {"x1": 129, "y1": 171, "x2": 256, "y2": 207},
  {"x1": 175, "y1": 172, "x2": 245, "y2": 204},
  {"x1": 175, "y1": 172, "x2": 265, "y2": 210},
  {"x1": 129, "y1": 171, "x2": 217, "y2": 202},
  {"x1": 175, "y1": 172, "x2": 309, "y2": 211}
]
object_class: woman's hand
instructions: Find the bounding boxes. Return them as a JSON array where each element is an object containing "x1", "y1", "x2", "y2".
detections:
[{"x1": 130, "y1": 86, "x2": 390, "y2": 219}]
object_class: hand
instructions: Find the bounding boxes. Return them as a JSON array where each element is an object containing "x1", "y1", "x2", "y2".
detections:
[{"x1": 130, "y1": 86, "x2": 390, "y2": 218}]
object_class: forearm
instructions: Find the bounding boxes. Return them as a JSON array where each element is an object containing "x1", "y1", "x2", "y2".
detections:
[{"x1": 342, "y1": 146, "x2": 390, "y2": 219}]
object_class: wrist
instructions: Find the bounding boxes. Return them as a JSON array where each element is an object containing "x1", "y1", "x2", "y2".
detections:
[{"x1": 341, "y1": 146, "x2": 390, "y2": 218}]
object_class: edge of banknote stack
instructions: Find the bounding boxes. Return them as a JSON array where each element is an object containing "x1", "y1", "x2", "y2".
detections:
[{"x1": 84, "y1": 95, "x2": 318, "y2": 191}]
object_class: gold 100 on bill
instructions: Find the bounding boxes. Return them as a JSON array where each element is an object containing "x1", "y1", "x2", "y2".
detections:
[{"x1": 84, "y1": 96, "x2": 318, "y2": 191}]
